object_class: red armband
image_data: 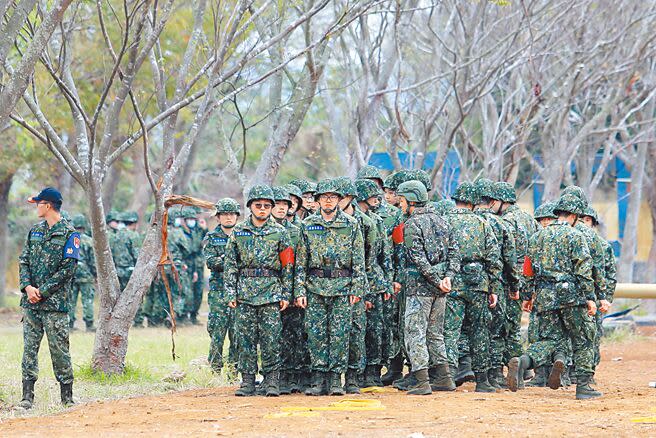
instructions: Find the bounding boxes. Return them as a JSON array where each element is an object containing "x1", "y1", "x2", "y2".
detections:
[
  {"x1": 280, "y1": 247, "x2": 295, "y2": 267},
  {"x1": 523, "y1": 255, "x2": 534, "y2": 277},
  {"x1": 392, "y1": 223, "x2": 405, "y2": 245}
]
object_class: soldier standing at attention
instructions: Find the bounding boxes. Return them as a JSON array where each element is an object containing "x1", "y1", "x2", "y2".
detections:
[
  {"x1": 68, "y1": 214, "x2": 97, "y2": 332},
  {"x1": 181, "y1": 207, "x2": 207, "y2": 325},
  {"x1": 294, "y1": 179, "x2": 366, "y2": 396},
  {"x1": 19, "y1": 188, "x2": 80, "y2": 409},
  {"x1": 225, "y1": 185, "x2": 294, "y2": 397},
  {"x1": 396, "y1": 181, "x2": 459, "y2": 395},
  {"x1": 203, "y1": 198, "x2": 241, "y2": 373}
]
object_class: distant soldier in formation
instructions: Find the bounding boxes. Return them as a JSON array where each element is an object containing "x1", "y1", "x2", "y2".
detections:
[{"x1": 68, "y1": 214, "x2": 97, "y2": 332}]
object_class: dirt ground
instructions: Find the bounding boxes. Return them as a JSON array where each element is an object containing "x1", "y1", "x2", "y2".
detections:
[{"x1": 1, "y1": 339, "x2": 655, "y2": 438}]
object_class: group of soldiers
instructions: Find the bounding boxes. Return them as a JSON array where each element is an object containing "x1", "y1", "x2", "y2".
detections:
[
  {"x1": 193, "y1": 166, "x2": 616, "y2": 400},
  {"x1": 17, "y1": 164, "x2": 616, "y2": 409}
]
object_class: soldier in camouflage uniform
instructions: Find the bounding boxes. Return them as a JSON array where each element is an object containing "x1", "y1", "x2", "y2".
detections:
[
  {"x1": 181, "y1": 207, "x2": 207, "y2": 325},
  {"x1": 294, "y1": 179, "x2": 366, "y2": 396},
  {"x1": 109, "y1": 212, "x2": 138, "y2": 296},
  {"x1": 289, "y1": 179, "x2": 318, "y2": 219},
  {"x1": 68, "y1": 214, "x2": 97, "y2": 332},
  {"x1": 581, "y1": 206, "x2": 616, "y2": 372},
  {"x1": 203, "y1": 198, "x2": 240, "y2": 373},
  {"x1": 432, "y1": 199, "x2": 456, "y2": 216},
  {"x1": 120, "y1": 211, "x2": 148, "y2": 327},
  {"x1": 19, "y1": 188, "x2": 79, "y2": 409},
  {"x1": 225, "y1": 185, "x2": 294, "y2": 397},
  {"x1": 442, "y1": 181, "x2": 503, "y2": 393},
  {"x1": 509, "y1": 194, "x2": 601, "y2": 400},
  {"x1": 396, "y1": 181, "x2": 460, "y2": 395},
  {"x1": 474, "y1": 179, "x2": 520, "y2": 389}
]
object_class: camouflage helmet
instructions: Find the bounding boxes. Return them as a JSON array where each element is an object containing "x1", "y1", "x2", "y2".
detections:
[
  {"x1": 582, "y1": 206, "x2": 599, "y2": 224},
  {"x1": 410, "y1": 169, "x2": 432, "y2": 192},
  {"x1": 451, "y1": 181, "x2": 479, "y2": 205},
  {"x1": 432, "y1": 199, "x2": 456, "y2": 216},
  {"x1": 105, "y1": 210, "x2": 119, "y2": 223},
  {"x1": 553, "y1": 194, "x2": 586, "y2": 216},
  {"x1": 246, "y1": 184, "x2": 275, "y2": 207},
  {"x1": 396, "y1": 180, "x2": 428, "y2": 203},
  {"x1": 167, "y1": 208, "x2": 182, "y2": 226},
  {"x1": 335, "y1": 176, "x2": 358, "y2": 197},
  {"x1": 181, "y1": 206, "x2": 199, "y2": 219},
  {"x1": 534, "y1": 201, "x2": 557, "y2": 220},
  {"x1": 355, "y1": 179, "x2": 382, "y2": 202},
  {"x1": 561, "y1": 185, "x2": 589, "y2": 208},
  {"x1": 475, "y1": 178, "x2": 494, "y2": 201},
  {"x1": 356, "y1": 165, "x2": 384, "y2": 183},
  {"x1": 214, "y1": 198, "x2": 241, "y2": 216},
  {"x1": 122, "y1": 211, "x2": 140, "y2": 223},
  {"x1": 383, "y1": 170, "x2": 411, "y2": 191},
  {"x1": 290, "y1": 179, "x2": 317, "y2": 195},
  {"x1": 493, "y1": 182, "x2": 517, "y2": 203},
  {"x1": 314, "y1": 178, "x2": 343, "y2": 200},
  {"x1": 60, "y1": 210, "x2": 71, "y2": 221},
  {"x1": 284, "y1": 183, "x2": 303, "y2": 201},
  {"x1": 72, "y1": 213, "x2": 89, "y2": 229},
  {"x1": 272, "y1": 186, "x2": 292, "y2": 205}
]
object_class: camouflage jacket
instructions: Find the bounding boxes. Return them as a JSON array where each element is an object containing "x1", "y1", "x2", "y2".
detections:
[
  {"x1": 294, "y1": 209, "x2": 366, "y2": 299},
  {"x1": 110, "y1": 229, "x2": 138, "y2": 272},
  {"x1": 74, "y1": 233, "x2": 96, "y2": 283},
  {"x1": 352, "y1": 207, "x2": 387, "y2": 301},
  {"x1": 600, "y1": 238, "x2": 617, "y2": 302},
  {"x1": 574, "y1": 222, "x2": 607, "y2": 301},
  {"x1": 526, "y1": 221, "x2": 594, "y2": 312},
  {"x1": 476, "y1": 207, "x2": 520, "y2": 294},
  {"x1": 368, "y1": 210, "x2": 394, "y2": 295},
  {"x1": 282, "y1": 219, "x2": 301, "y2": 298},
  {"x1": 503, "y1": 204, "x2": 538, "y2": 238},
  {"x1": 444, "y1": 208, "x2": 502, "y2": 294},
  {"x1": 19, "y1": 219, "x2": 80, "y2": 312},
  {"x1": 403, "y1": 206, "x2": 460, "y2": 296},
  {"x1": 224, "y1": 216, "x2": 293, "y2": 305},
  {"x1": 183, "y1": 225, "x2": 207, "y2": 276},
  {"x1": 203, "y1": 226, "x2": 231, "y2": 309},
  {"x1": 374, "y1": 201, "x2": 405, "y2": 284}
]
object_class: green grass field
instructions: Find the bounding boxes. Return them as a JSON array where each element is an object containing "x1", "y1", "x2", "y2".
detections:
[{"x1": 0, "y1": 316, "x2": 235, "y2": 420}]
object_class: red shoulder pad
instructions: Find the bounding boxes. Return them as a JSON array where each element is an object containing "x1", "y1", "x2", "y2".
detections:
[
  {"x1": 280, "y1": 246, "x2": 295, "y2": 267},
  {"x1": 523, "y1": 255, "x2": 534, "y2": 277},
  {"x1": 392, "y1": 223, "x2": 405, "y2": 245}
]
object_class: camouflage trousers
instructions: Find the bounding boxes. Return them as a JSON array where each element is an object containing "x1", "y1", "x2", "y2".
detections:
[
  {"x1": 207, "y1": 306, "x2": 237, "y2": 371},
  {"x1": 525, "y1": 305, "x2": 596, "y2": 378},
  {"x1": 504, "y1": 294, "x2": 524, "y2": 361},
  {"x1": 382, "y1": 292, "x2": 401, "y2": 363},
  {"x1": 306, "y1": 294, "x2": 351, "y2": 374},
  {"x1": 489, "y1": 292, "x2": 523, "y2": 368},
  {"x1": 365, "y1": 294, "x2": 386, "y2": 366},
  {"x1": 528, "y1": 310, "x2": 539, "y2": 344},
  {"x1": 22, "y1": 309, "x2": 74, "y2": 384},
  {"x1": 348, "y1": 299, "x2": 366, "y2": 373},
  {"x1": 177, "y1": 270, "x2": 193, "y2": 321},
  {"x1": 69, "y1": 281, "x2": 95, "y2": 324},
  {"x1": 150, "y1": 266, "x2": 186, "y2": 324},
  {"x1": 235, "y1": 302, "x2": 282, "y2": 375},
  {"x1": 404, "y1": 294, "x2": 448, "y2": 371},
  {"x1": 189, "y1": 272, "x2": 204, "y2": 317},
  {"x1": 444, "y1": 291, "x2": 491, "y2": 373},
  {"x1": 593, "y1": 310, "x2": 604, "y2": 368},
  {"x1": 281, "y1": 306, "x2": 310, "y2": 373}
]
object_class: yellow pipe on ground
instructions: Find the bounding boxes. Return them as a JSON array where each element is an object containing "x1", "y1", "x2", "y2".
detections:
[{"x1": 614, "y1": 283, "x2": 656, "y2": 299}]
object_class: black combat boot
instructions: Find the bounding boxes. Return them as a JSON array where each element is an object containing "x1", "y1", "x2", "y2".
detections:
[
  {"x1": 344, "y1": 369, "x2": 360, "y2": 394},
  {"x1": 548, "y1": 355, "x2": 566, "y2": 390},
  {"x1": 235, "y1": 373, "x2": 256, "y2": 396},
  {"x1": 266, "y1": 371, "x2": 280, "y2": 397},
  {"x1": 256, "y1": 375, "x2": 268, "y2": 396},
  {"x1": 371, "y1": 365, "x2": 383, "y2": 387},
  {"x1": 362, "y1": 365, "x2": 378, "y2": 388},
  {"x1": 381, "y1": 355, "x2": 404, "y2": 386},
  {"x1": 288, "y1": 372, "x2": 300, "y2": 393},
  {"x1": 305, "y1": 372, "x2": 326, "y2": 396},
  {"x1": 19, "y1": 380, "x2": 35, "y2": 410},
  {"x1": 429, "y1": 364, "x2": 456, "y2": 391},
  {"x1": 576, "y1": 374, "x2": 602, "y2": 400},
  {"x1": 455, "y1": 355, "x2": 475, "y2": 386},
  {"x1": 507, "y1": 355, "x2": 532, "y2": 392},
  {"x1": 487, "y1": 367, "x2": 504, "y2": 390},
  {"x1": 393, "y1": 364, "x2": 416, "y2": 391},
  {"x1": 328, "y1": 372, "x2": 345, "y2": 396},
  {"x1": 474, "y1": 371, "x2": 496, "y2": 393},
  {"x1": 526, "y1": 366, "x2": 547, "y2": 387},
  {"x1": 278, "y1": 372, "x2": 291, "y2": 395},
  {"x1": 60, "y1": 383, "x2": 74, "y2": 406},
  {"x1": 407, "y1": 369, "x2": 432, "y2": 395}
]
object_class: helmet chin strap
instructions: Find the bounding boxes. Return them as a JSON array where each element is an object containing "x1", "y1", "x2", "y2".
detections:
[
  {"x1": 222, "y1": 223, "x2": 236, "y2": 229},
  {"x1": 321, "y1": 206, "x2": 337, "y2": 214}
]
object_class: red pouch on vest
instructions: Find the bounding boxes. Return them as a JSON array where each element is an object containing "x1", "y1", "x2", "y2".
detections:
[
  {"x1": 523, "y1": 255, "x2": 534, "y2": 277},
  {"x1": 280, "y1": 247, "x2": 295, "y2": 267},
  {"x1": 392, "y1": 223, "x2": 405, "y2": 245}
]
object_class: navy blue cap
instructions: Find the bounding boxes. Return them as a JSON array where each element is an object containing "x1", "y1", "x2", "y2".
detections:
[{"x1": 28, "y1": 187, "x2": 63, "y2": 206}]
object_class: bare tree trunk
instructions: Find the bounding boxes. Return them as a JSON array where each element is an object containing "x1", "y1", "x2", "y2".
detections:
[
  {"x1": 102, "y1": 164, "x2": 122, "y2": 212},
  {"x1": 645, "y1": 146, "x2": 656, "y2": 283},
  {"x1": 617, "y1": 144, "x2": 648, "y2": 282},
  {"x1": 0, "y1": 172, "x2": 13, "y2": 306}
]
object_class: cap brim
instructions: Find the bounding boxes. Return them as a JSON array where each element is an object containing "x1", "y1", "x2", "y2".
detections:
[{"x1": 27, "y1": 196, "x2": 39, "y2": 204}]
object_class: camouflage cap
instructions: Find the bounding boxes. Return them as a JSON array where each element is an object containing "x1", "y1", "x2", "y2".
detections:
[
  {"x1": 272, "y1": 186, "x2": 292, "y2": 204},
  {"x1": 561, "y1": 185, "x2": 589, "y2": 208},
  {"x1": 284, "y1": 183, "x2": 303, "y2": 201},
  {"x1": 475, "y1": 178, "x2": 494, "y2": 201},
  {"x1": 335, "y1": 176, "x2": 358, "y2": 197},
  {"x1": 356, "y1": 165, "x2": 384, "y2": 183},
  {"x1": 451, "y1": 181, "x2": 479, "y2": 205},
  {"x1": 533, "y1": 201, "x2": 557, "y2": 220},
  {"x1": 246, "y1": 184, "x2": 275, "y2": 207},
  {"x1": 432, "y1": 199, "x2": 456, "y2": 216},
  {"x1": 215, "y1": 198, "x2": 241, "y2": 216},
  {"x1": 493, "y1": 182, "x2": 517, "y2": 203},
  {"x1": 314, "y1": 178, "x2": 343, "y2": 199},
  {"x1": 582, "y1": 206, "x2": 599, "y2": 224},
  {"x1": 397, "y1": 180, "x2": 428, "y2": 203},
  {"x1": 72, "y1": 213, "x2": 89, "y2": 229},
  {"x1": 355, "y1": 179, "x2": 382, "y2": 202},
  {"x1": 554, "y1": 194, "x2": 586, "y2": 216}
]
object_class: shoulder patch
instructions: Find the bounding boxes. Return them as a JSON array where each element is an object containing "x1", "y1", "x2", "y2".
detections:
[
  {"x1": 234, "y1": 231, "x2": 253, "y2": 237},
  {"x1": 212, "y1": 237, "x2": 228, "y2": 244},
  {"x1": 306, "y1": 225, "x2": 325, "y2": 231},
  {"x1": 31, "y1": 230, "x2": 44, "y2": 240},
  {"x1": 64, "y1": 232, "x2": 81, "y2": 260}
]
